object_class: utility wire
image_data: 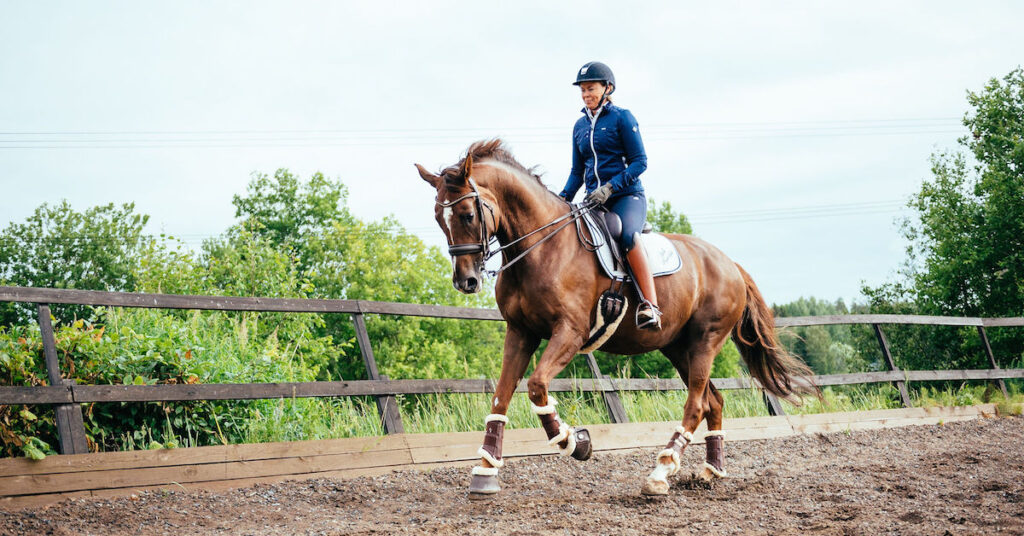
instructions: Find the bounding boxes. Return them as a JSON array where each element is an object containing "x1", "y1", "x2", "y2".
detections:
[
  {"x1": 0, "y1": 116, "x2": 961, "y2": 135},
  {"x1": 0, "y1": 130, "x2": 964, "y2": 150},
  {"x1": 0, "y1": 117, "x2": 964, "y2": 149},
  {"x1": 1, "y1": 199, "x2": 913, "y2": 248}
]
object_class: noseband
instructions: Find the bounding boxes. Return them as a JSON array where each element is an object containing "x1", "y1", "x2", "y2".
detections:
[
  {"x1": 436, "y1": 178, "x2": 497, "y2": 271},
  {"x1": 437, "y1": 178, "x2": 595, "y2": 277}
]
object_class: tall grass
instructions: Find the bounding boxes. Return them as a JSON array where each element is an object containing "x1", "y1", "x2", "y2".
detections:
[
  {"x1": 402, "y1": 389, "x2": 611, "y2": 434},
  {"x1": 242, "y1": 397, "x2": 385, "y2": 443},
  {"x1": 102, "y1": 380, "x2": 1023, "y2": 450},
  {"x1": 225, "y1": 381, "x2": 1024, "y2": 448}
]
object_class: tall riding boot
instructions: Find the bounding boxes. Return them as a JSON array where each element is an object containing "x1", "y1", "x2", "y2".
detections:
[{"x1": 626, "y1": 241, "x2": 661, "y2": 330}]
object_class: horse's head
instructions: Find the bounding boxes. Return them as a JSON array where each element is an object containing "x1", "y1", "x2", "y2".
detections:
[{"x1": 416, "y1": 153, "x2": 500, "y2": 294}]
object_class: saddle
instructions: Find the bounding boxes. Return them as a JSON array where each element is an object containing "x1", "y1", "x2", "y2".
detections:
[{"x1": 581, "y1": 208, "x2": 683, "y2": 281}]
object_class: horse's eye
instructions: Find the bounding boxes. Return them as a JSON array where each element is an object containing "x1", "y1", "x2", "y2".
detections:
[{"x1": 461, "y1": 213, "x2": 474, "y2": 224}]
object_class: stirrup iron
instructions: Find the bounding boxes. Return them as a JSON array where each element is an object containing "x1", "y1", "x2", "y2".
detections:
[{"x1": 636, "y1": 300, "x2": 662, "y2": 330}]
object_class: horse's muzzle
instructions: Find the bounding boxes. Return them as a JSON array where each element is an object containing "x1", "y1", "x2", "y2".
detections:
[{"x1": 454, "y1": 275, "x2": 481, "y2": 294}]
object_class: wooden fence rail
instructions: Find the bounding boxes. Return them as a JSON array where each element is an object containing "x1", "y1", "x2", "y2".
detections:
[{"x1": 0, "y1": 286, "x2": 1020, "y2": 455}]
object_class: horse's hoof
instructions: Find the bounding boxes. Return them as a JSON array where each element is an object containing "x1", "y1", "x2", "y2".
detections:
[
  {"x1": 469, "y1": 474, "x2": 500, "y2": 497},
  {"x1": 698, "y1": 466, "x2": 725, "y2": 482},
  {"x1": 571, "y1": 428, "x2": 592, "y2": 461},
  {"x1": 641, "y1": 478, "x2": 670, "y2": 496}
]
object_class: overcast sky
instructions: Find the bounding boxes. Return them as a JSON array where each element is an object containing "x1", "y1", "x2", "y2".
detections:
[{"x1": 2, "y1": 2, "x2": 1022, "y2": 305}]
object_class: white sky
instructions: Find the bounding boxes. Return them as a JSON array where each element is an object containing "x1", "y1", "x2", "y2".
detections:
[{"x1": 2, "y1": 1, "x2": 1022, "y2": 305}]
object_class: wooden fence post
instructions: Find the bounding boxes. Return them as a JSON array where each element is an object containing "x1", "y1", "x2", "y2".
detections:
[
  {"x1": 583, "y1": 353, "x2": 629, "y2": 423},
  {"x1": 763, "y1": 392, "x2": 786, "y2": 416},
  {"x1": 352, "y1": 312, "x2": 404, "y2": 434},
  {"x1": 977, "y1": 326, "x2": 1009, "y2": 399},
  {"x1": 37, "y1": 304, "x2": 88, "y2": 454},
  {"x1": 873, "y1": 324, "x2": 913, "y2": 407}
]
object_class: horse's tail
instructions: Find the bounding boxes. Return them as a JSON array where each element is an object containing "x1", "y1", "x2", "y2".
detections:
[{"x1": 730, "y1": 264, "x2": 819, "y2": 402}]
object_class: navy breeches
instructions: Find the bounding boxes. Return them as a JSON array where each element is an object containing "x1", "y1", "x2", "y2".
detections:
[{"x1": 607, "y1": 192, "x2": 647, "y2": 251}]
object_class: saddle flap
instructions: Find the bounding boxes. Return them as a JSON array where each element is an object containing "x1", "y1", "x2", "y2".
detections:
[
  {"x1": 603, "y1": 211, "x2": 623, "y2": 243},
  {"x1": 582, "y1": 211, "x2": 683, "y2": 281}
]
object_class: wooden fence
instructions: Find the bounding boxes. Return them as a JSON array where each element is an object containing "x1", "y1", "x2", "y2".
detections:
[
  {"x1": 1, "y1": 405, "x2": 1001, "y2": 508},
  {"x1": 0, "y1": 286, "x2": 1021, "y2": 456}
]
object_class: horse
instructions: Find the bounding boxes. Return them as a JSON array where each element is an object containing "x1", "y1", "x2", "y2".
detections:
[{"x1": 416, "y1": 139, "x2": 815, "y2": 497}]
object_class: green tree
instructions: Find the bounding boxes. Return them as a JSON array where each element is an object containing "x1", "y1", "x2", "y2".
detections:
[
  {"x1": 0, "y1": 202, "x2": 148, "y2": 325},
  {"x1": 231, "y1": 170, "x2": 504, "y2": 381},
  {"x1": 647, "y1": 199, "x2": 693, "y2": 235},
  {"x1": 232, "y1": 169, "x2": 354, "y2": 260},
  {"x1": 772, "y1": 297, "x2": 872, "y2": 375},
  {"x1": 864, "y1": 67, "x2": 1024, "y2": 370}
]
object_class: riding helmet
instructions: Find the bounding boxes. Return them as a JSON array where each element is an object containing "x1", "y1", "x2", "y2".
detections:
[{"x1": 573, "y1": 61, "x2": 615, "y2": 93}]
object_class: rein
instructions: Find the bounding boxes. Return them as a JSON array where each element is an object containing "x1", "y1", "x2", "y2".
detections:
[{"x1": 436, "y1": 178, "x2": 595, "y2": 277}]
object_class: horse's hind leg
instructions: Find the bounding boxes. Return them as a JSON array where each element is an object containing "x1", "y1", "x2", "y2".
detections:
[
  {"x1": 525, "y1": 322, "x2": 593, "y2": 461},
  {"x1": 698, "y1": 382, "x2": 728, "y2": 482},
  {"x1": 641, "y1": 328, "x2": 731, "y2": 496}
]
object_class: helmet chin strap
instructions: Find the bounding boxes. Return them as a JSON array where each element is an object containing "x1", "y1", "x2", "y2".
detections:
[
  {"x1": 598, "y1": 85, "x2": 610, "y2": 109},
  {"x1": 588, "y1": 85, "x2": 610, "y2": 117}
]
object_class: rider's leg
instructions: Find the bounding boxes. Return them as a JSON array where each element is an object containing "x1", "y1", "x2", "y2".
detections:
[
  {"x1": 609, "y1": 193, "x2": 661, "y2": 329},
  {"x1": 627, "y1": 241, "x2": 660, "y2": 328}
]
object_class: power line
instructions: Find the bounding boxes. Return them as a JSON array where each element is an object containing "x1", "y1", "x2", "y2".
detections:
[
  {"x1": 690, "y1": 206, "x2": 909, "y2": 225},
  {"x1": 687, "y1": 199, "x2": 905, "y2": 219},
  {"x1": 1, "y1": 199, "x2": 913, "y2": 247},
  {"x1": 0, "y1": 129, "x2": 963, "y2": 150},
  {"x1": 0, "y1": 116, "x2": 961, "y2": 137}
]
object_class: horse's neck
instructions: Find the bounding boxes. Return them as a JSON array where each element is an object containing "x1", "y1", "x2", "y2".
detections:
[
  {"x1": 489, "y1": 174, "x2": 568, "y2": 247},
  {"x1": 483, "y1": 170, "x2": 582, "y2": 282}
]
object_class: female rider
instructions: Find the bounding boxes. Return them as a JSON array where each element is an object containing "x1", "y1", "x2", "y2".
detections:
[{"x1": 559, "y1": 61, "x2": 661, "y2": 330}]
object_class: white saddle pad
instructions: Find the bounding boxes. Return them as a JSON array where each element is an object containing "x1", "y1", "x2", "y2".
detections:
[{"x1": 582, "y1": 211, "x2": 683, "y2": 280}]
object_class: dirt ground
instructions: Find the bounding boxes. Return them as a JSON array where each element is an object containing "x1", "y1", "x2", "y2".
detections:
[{"x1": 2, "y1": 416, "x2": 1022, "y2": 536}]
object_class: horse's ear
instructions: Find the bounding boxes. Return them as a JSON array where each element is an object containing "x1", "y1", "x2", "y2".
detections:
[
  {"x1": 460, "y1": 153, "x2": 473, "y2": 181},
  {"x1": 415, "y1": 163, "x2": 441, "y2": 188}
]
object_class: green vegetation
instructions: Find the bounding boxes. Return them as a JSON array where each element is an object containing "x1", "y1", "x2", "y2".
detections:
[
  {"x1": 773, "y1": 297, "x2": 876, "y2": 375},
  {"x1": 862, "y1": 67, "x2": 1024, "y2": 371},
  {"x1": 0, "y1": 202, "x2": 148, "y2": 325}
]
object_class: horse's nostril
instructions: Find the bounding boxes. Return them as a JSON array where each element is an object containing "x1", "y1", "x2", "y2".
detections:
[{"x1": 465, "y1": 278, "x2": 478, "y2": 292}]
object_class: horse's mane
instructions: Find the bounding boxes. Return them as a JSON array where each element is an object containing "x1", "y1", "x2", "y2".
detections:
[{"x1": 442, "y1": 139, "x2": 546, "y2": 187}]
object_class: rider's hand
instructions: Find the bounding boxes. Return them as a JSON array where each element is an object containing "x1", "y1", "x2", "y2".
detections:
[{"x1": 584, "y1": 184, "x2": 614, "y2": 206}]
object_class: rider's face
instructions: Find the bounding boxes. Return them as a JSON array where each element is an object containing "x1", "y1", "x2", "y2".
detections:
[{"x1": 579, "y1": 81, "x2": 608, "y2": 111}]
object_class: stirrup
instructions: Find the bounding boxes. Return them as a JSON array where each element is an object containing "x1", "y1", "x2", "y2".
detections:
[{"x1": 636, "y1": 301, "x2": 662, "y2": 330}]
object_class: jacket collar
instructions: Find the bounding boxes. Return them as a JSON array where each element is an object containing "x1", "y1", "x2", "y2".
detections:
[{"x1": 581, "y1": 101, "x2": 615, "y2": 117}]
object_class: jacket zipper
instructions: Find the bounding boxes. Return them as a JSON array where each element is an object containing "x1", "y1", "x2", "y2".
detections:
[{"x1": 588, "y1": 106, "x2": 603, "y2": 185}]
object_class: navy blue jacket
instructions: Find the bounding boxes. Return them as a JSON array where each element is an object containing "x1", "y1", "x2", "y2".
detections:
[{"x1": 560, "y1": 102, "x2": 647, "y2": 201}]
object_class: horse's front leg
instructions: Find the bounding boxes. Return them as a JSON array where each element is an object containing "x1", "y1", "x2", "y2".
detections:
[
  {"x1": 469, "y1": 325, "x2": 538, "y2": 498},
  {"x1": 526, "y1": 322, "x2": 593, "y2": 461}
]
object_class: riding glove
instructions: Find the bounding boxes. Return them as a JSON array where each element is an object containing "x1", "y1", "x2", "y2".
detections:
[{"x1": 584, "y1": 184, "x2": 614, "y2": 206}]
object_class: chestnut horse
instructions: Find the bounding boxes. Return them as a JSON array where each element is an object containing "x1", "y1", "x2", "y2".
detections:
[{"x1": 416, "y1": 139, "x2": 813, "y2": 497}]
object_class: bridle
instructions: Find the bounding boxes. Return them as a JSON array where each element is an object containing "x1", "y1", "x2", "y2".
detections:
[{"x1": 436, "y1": 177, "x2": 595, "y2": 277}]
